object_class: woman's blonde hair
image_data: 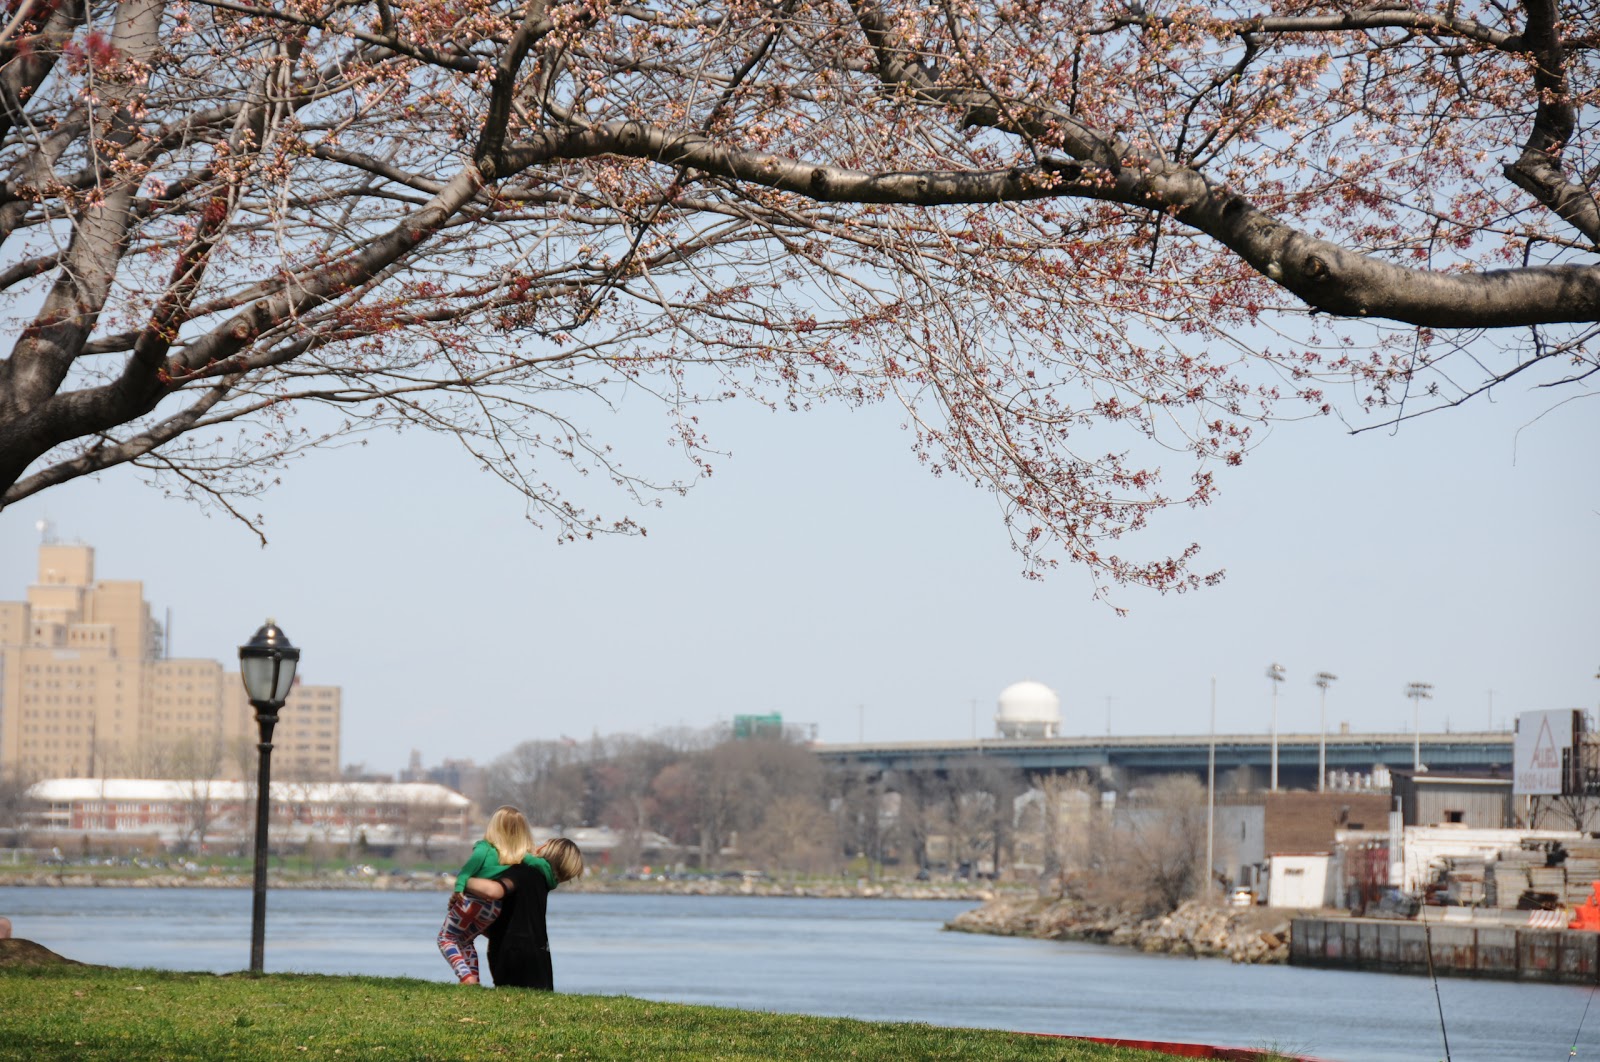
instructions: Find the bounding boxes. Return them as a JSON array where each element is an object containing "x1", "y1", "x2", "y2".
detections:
[
  {"x1": 484, "y1": 806, "x2": 534, "y2": 866},
  {"x1": 538, "y1": 837, "x2": 585, "y2": 883}
]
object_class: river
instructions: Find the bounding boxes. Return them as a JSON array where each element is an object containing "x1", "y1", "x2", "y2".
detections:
[{"x1": 4, "y1": 886, "x2": 1594, "y2": 1061}]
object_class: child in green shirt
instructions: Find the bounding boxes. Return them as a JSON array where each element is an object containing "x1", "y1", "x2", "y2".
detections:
[{"x1": 435, "y1": 806, "x2": 554, "y2": 984}]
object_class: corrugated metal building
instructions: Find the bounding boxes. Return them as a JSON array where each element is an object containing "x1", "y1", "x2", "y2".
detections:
[{"x1": 1391, "y1": 769, "x2": 1514, "y2": 828}]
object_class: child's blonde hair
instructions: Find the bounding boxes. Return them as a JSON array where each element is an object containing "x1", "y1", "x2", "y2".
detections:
[
  {"x1": 484, "y1": 806, "x2": 534, "y2": 866},
  {"x1": 539, "y1": 837, "x2": 585, "y2": 883}
]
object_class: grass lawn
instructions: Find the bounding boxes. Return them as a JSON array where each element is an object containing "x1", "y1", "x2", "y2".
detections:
[{"x1": 1, "y1": 963, "x2": 1193, "y2": 1062}]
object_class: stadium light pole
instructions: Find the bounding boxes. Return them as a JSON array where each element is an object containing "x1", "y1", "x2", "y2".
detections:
[
  {"x1": 239, "y1": 620, "x2": 300, "y2": 974},
  {"x1": 1406, "y1": 681, "x2": 1434, "y2": 771},
  {"x1": 1314, "y1": 672, "x2": 1338, "y2": 793},
  {"x1": 1266, "y1": 663, "x2": 1286, "y2": 791}
]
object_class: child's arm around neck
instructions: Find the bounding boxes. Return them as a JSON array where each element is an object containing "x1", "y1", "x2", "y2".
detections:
[{"x1": 522, "y1": 854, "x2": 558, "y2": 889}]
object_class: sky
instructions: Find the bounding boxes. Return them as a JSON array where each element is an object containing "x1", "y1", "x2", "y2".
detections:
[{"x1": 1, "y1": 364, "x2": 1596, "y2": 775}]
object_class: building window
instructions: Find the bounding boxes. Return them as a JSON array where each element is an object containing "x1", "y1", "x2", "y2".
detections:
[{"x1": 1445, "y1": 810, "x2": 1465, "y2": 824}]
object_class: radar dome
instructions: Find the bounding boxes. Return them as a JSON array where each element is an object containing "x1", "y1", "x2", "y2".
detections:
[{"x1": 995, "y1": 680, "x2": 1061, "y2": 739}]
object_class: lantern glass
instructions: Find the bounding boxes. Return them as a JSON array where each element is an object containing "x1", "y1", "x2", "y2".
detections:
[
  {"x1": 239, "y1": 622, "x2": 300, "y2": 705},
  {"x1": 271, "y1": 652, "x2": 298, "y2": 701}
]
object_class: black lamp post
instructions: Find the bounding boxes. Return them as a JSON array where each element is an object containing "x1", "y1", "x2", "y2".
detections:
[{"x1": 238, "y1": 619, "x2": 300, "y2": 974}]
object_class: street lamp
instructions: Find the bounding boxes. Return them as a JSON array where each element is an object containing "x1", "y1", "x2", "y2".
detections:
[
  {"x1": 1313, "y1": 672, "x2": 1338, "y2": 793},
  {"x1": 1405, "y1": 681, "x2": 1434, "y2": 771},
  {"x1": 238, "y1": 620, "x2": 300, "y2": 974},
  {"x1": 1266, "y1": 663, "x2": 1286, "y2": 791}
]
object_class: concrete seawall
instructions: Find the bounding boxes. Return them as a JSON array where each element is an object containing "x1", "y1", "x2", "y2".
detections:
[{"x1": 1291, "y1": 916, "x2": 1600, "y2": 984}]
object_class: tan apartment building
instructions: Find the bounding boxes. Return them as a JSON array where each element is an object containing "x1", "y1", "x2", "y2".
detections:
[{"x1": 0, "y1": 542, "x2": 340, "y2": 781}]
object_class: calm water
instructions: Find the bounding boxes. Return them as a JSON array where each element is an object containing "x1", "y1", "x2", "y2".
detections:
[{"x1": 5, "y1": 885, "x2": 1597, "y2": 1062}]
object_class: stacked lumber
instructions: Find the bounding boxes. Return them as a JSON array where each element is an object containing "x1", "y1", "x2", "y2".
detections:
[
  {"x1": 1444, "y1": 860, "x2": 1486, "y2": 906},
  {"x1": 1562, "y1": 844, "x2": 1600, "y2": 906},
  {"x1": 1489, "y1": 859, "x2": 1534, "y2": 909}
]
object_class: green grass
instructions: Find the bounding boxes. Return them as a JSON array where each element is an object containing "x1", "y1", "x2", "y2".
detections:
[{"x1": 1, "y1": 965, "x2": 1179, "y2": 1061}]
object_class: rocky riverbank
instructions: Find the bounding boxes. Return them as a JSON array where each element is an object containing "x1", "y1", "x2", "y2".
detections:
[
  {"x1": 945, "y1": 896, "x2": 1292, "y2": 964},
  {"x1": 573, "y1": 877, "x2": 996, "y2": 901},
  {"x1": 0, "y1": 869, "x2": 996, "y2": 902}
]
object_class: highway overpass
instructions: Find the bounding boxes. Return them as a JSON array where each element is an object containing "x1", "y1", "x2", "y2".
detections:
[{"x1": 813, "y1": 731, "x2": 1514, "y2": 791}]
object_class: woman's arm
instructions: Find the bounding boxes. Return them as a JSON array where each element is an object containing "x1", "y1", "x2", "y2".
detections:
[{"x1": 464, "y1": 876, "x2": 509, "y2": 900}]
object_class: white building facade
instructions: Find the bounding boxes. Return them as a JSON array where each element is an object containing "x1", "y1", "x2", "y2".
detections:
[{"x1": 25, "y1": 777, "x2": 472, "y2": 849}]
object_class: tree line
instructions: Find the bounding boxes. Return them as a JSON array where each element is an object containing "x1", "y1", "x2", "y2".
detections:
[
  {"x1": 483, "y1": 728, "x2": 1212, "y2": 914},
  {"x1": 0, "y1": 725, "x2": 1216, "y2": 914}
]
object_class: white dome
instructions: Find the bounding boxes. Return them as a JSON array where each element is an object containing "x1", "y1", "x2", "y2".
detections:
[{"x1": 995, "y1": 681, "x2": 1061, "y2": 739}]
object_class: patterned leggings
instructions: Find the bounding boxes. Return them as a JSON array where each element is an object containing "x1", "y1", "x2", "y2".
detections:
[{"x1": 436, "y1": 892, "x2": 503, "y2": 981}]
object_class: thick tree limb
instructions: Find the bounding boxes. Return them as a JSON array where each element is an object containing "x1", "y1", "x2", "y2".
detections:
[
  {"x1": 1502, "y1": 0, "x2": 1600, "y2": 246},
  {"x1": 514, "y1": 120, "x2": 1600, "y2": 328}
]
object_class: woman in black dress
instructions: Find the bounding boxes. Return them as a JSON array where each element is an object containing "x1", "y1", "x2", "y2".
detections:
[
  {"x1": 483, "y1": 860, "x2": 554, "y2": 990},
  {"x1": 469, "y1": 837, "x2": 584, "y2": 990}
]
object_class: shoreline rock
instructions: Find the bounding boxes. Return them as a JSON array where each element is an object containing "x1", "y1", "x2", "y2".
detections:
[{"x1": 945, "y1": 896, "x2": 1291, "y2": 964}]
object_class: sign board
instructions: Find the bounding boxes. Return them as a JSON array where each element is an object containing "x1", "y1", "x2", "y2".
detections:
[
  {"x1": 1514, "y1": 709, "x2": 1582, "y2": 796},
  {"x1": 732, "y1": 713, "x2": 783, "y2": 740}
]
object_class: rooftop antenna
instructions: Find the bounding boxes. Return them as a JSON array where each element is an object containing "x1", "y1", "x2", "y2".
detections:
[{"x1": 35, "y1": 518, "x2": 56, "y2": 544}]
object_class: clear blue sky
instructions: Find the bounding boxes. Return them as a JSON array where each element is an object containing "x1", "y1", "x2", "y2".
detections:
[{"x1": 2, "y1": 372, "x2": 1595, "y2": 774}]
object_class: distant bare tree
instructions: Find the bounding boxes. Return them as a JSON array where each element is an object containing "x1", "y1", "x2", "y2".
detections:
[
  {"x1": 400, "y1": 796, "x2": 452, "y2": 860},
  {"x1": 884, "y1": 771, "x2": 945, "y2": 875},
  {"x1": 744, "y1": 797, "x2": 841, "y2": 876},
  {"x1": 648, "y1": 725, "x2": 723, "y2": 756},
  {"x1": 949, "y1": 790, "x2": 997, "y2": 876},
  {"x1": 647, "y1": 761, "x2": 705, "y2": 858},
  {"x1": 477, "y1": 727, "x2": 840, "y2": 873},
  {"x1": 1120, "y1": 776, "x2": 1208, "y2": 915},
  {"x1": 942, "y1": 759, "x2": 1024, "y2": 879},
  {"x1": 727, "y1": 739, "x2": 829, "y2": 862},
  {"x1": 593, "y1": 736, "x2": 679, "y2": 863},
  {"x1": 828, "y1": 768, "x2": 887, "y2": 875},
  {"x1": 0, "y1": 765, "x2": 35, "y2": 843},
  {"x1": 167, "y1": 736, "x2": 227, "y2": 852},
  {"x1": 484, "y1": 739, "x2": 586, "y2": 826},
  {"x1": 685, "y1": 749, "x2": 742, "y2": 870},
  {"x1": 327, "y1": 779, "x2": 369, "y2": 859},
  {"x1": 1027, "y1": 771, "x2": 1096, "y2": 898},
  {"x1": 651, "y1": 736, "x2": 822, "y2": 870}
]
